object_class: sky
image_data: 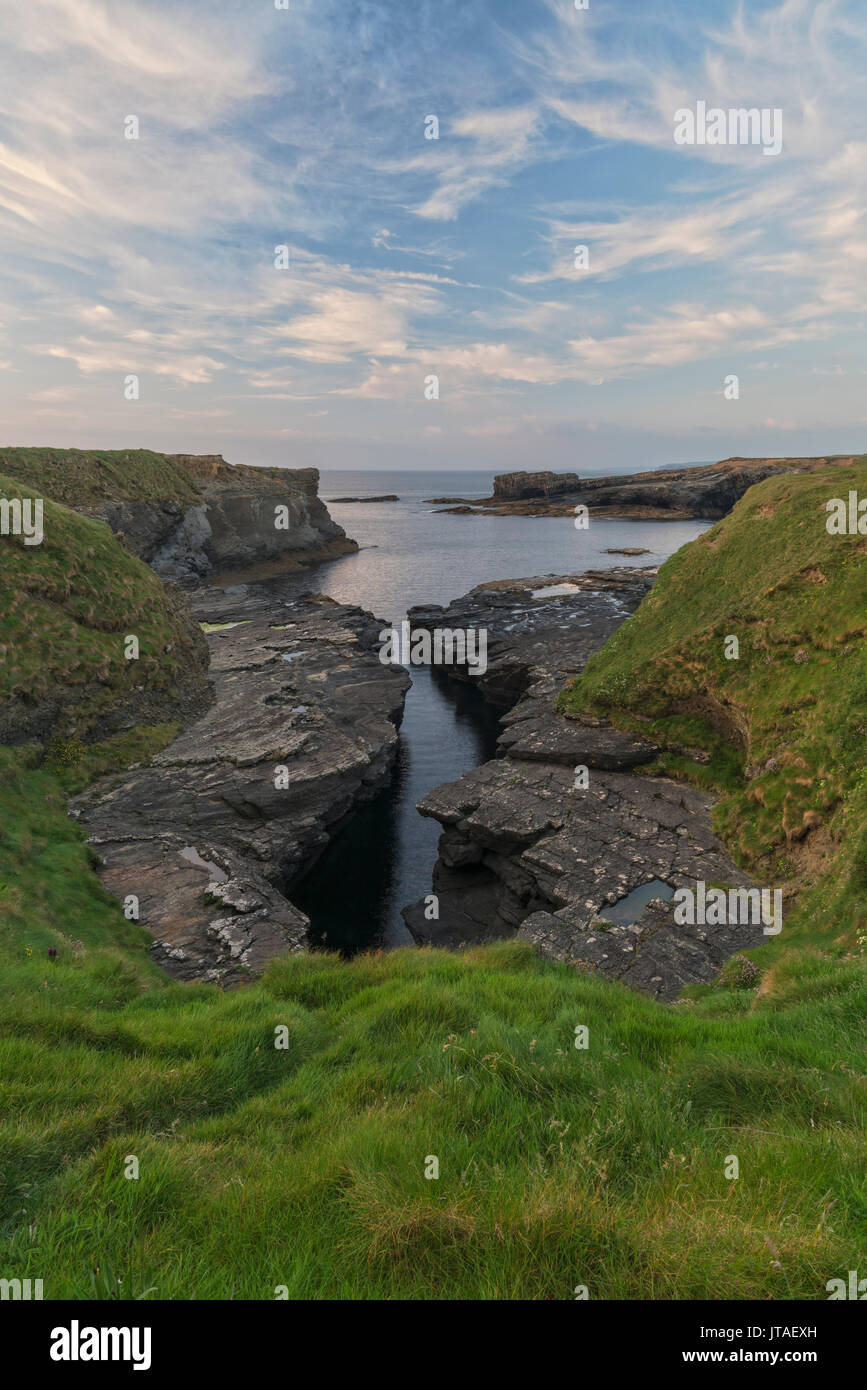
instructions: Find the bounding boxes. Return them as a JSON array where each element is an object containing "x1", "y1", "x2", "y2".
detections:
[{"x1": 0, "y1": 0, "x2": 865, "y2": 474}]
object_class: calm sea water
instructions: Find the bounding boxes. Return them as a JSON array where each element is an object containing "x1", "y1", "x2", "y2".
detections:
[
  {"x1": 278, "y1": 470, "x2": 710, "y2": 950},
  {"x1": 308, "y1": 470, "x2": 708, "y2": 617}
]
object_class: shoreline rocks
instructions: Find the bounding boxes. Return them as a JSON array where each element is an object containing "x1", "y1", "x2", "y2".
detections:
[
  {"x1": 427, "y1": 455, "x2": 856, "y2": 521},
  {"x1": 408, "y1": 568, "x2": 656, "y2": 712},
  {"x1": 0, "y1": 450, "x2": 378, "y2": 984},
  {"x1": 402, "y1": 568, "x2": 764, "y2": 999},
  {"x1": 71, "y1": 585, "x2": 410, "y2": 985}
]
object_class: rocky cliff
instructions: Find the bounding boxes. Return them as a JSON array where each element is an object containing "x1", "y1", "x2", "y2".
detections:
[
  {"x1": 402, "y1": 570, "x2": 764, "y2": 999},
  {"x1": 1, "y1": 448, "x2": 401, "y2": 984},
  {"x1": 0, "y1": 448, "x2": 356, "y2": 580},
  {"x1": 491, "y1": 470, "x2": 581, "y2": 501},
  {"x1": 433, "y1": 454, "x2": 857, "y2": 520},
  {"x1": 72, "y1": 583, "x2": 410, "y2": 984}
]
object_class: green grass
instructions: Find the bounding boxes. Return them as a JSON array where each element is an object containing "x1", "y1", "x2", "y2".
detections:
[
  {"x1": 0, "y1": 461, "x2": 865, "y2": 1299},
  {"x1": 0, "y1": 472, "x2": 206, "y2": 742},
  {"x1": 0, "y1": 746, "x2": 864, "y2": 1299},
  {"x1": 558, "y1": 459, "x2": 867, "y2": 952},
  {"x1": 0, "y1": 448, "x2": 202, "y2": 508}
]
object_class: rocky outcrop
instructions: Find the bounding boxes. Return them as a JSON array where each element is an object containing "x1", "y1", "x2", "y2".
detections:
[
  {"x1": 407, "y1": 569, "x2": 656, "y2": 712},
  {"x1": 327, "y1": 494, "x2": 399, "y2": 503},
  {"x1": 93, "y1": 454, "x2": 356, "y2": 581},
  {"x1": 491, "y1": 471, "x2": 581, "y2": 501},
  {"x1": 402, "y1": 570, "x2": 765, "y2": 999},
  {"x1": 71, "y1": 585, "x2": 410, "y2": 984},
  {"x1": 432, "y1": 455, "x2": 857, "y2": 521}
]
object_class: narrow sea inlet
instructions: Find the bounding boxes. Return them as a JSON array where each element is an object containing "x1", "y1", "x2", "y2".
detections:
[
  {"x1": 279, "y1": 470, "x2": 709, "y2": 952},
  {"x1": 291, "y1": 664, "x2": 500, "y2": 950},
  {"x1": 5, "y1": 0, "x2": 865, "y2": 1315}
]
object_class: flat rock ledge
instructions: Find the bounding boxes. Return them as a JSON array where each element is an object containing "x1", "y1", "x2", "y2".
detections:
[
  {"x1": 71, "y1": 586, "x2": 409, "y2": 985},
  {"x1": 402, "y1": 569, "x2": 764, "y2": 1000}
]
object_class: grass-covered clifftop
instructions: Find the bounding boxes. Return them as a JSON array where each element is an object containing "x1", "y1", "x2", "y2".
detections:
[
  {"x1": 559, "y1": 458, "x2": 867, "y2": 954},
  {"x1": 0, "y1": 471, "x2": 209, "y2": 745},
  {"x1": 0, "y1": 447, "x2": 352, "y2": 582},
  {"x1": 0, "y1": 447, "x2": 323, "y2": 507},
  {"x1": 0, "y1": 448, "x2": 203, "y2": 508},
  {"x1": 0, "y1": 459, "x2": 864, "y2": 1299}
]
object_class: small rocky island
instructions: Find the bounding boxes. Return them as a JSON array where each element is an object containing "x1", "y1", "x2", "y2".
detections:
[{"x1": 327, "y1": 494, "x2": 399, "y2": 503}]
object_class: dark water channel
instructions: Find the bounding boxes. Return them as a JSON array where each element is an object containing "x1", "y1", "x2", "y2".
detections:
[
  {"x1": 291, "y1": 666, "x2": 500, "y2": 950},
  {"x1": 260, "y1": 473, "x2": 708, "y2": 953}
]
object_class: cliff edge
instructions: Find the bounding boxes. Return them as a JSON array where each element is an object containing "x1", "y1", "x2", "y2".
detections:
[
  {"x1": 432, "y1": 454, "x2": 859, "y2": 520},
  {"x1": 0, "y1": 447, "x2": 356, "y2": 580}
]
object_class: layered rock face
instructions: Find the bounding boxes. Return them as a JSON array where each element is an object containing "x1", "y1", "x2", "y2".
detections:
[
  {"x1": 402, "y1": 571, "x2": 764, "y2": 999},
  {"x1": 491, "y1": 470, "x2": 581, "y2": 501},
  {"x1": 569, "y1": 456, "x2": 855, "y2": 520},
  {"x1": 71, "y1": 585, "x2": 410, "y2": 984},
  {"x1": 437, "y1": 455, "x2": 856, "y2": 520},
  {"x1": 96, "y1": 455, "x2": 356, "y2": 580}
]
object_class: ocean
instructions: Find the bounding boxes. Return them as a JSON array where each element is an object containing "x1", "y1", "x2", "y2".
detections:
[{"x1": 277, "y1": 470, "x2": 710, "y2": 951}]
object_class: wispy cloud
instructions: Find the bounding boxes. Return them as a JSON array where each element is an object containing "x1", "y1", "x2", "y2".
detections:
[
  {"x1": 0, "y1": 0, "x2": 864, "y2": 467},
  {"x1": 408, "y1": 105, "x2": 542, "y2": 220}
]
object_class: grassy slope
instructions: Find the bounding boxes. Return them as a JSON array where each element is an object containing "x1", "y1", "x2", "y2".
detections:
[
  {"x1": 0, "y1": 472, "x2": 203, "y2": 744},
  {"x1": 558, "y1": 460, "x2": 867, "y2": 958},
  {"x1": 0, "y1": 448, "x2": 202, "y2": 507},
  {"x1": 0, "y1": 464, "x2": 865, "y2": 1299}
]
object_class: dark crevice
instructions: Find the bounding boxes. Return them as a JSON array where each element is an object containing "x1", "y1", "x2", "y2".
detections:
[{"x1": 290, "y1": 665, "x2": 500, "y2": 954}]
